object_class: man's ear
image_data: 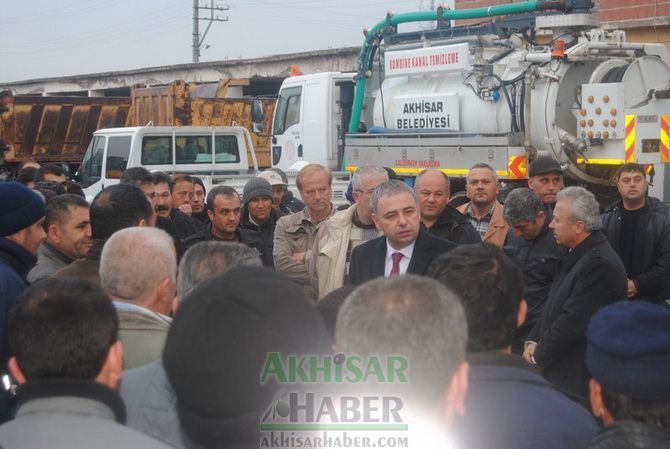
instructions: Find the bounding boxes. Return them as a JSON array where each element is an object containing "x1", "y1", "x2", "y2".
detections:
[
  {"x1": 442, "y1": 361, "x2": 469, "y2": 426},
  {"x1": 517, "y1": 299, "x2": 528, "y2": 328},
  {"x1": 371, "y1": 213, "x2": 382, "y2": 232},
  {"x1": 96, "y1": 341, "x2": 123, "y2": 390},
  {"x1": 589, "y1": 378, "x2": 602, "y2": 417},
  {"x1": 207, "y1": 209, "x2": 214, "y2": 222},
  {"x1": 156, "y1": 277, "x2": 176, "y2": 314},
  {"x1": 46, "y1": 224, "x2": 60, "y2": 244},
  {"x1": 136, "y1": 218, "x2": 148, "y2": 227},
  {"x1": 8, "y1": 357, "x2": 26, "y2": 385},
  {"x1": 352, "y1": 190, "x2": 360, "y2": 205},
  {"x1": 536, "y1": 210, "x2": 546, "y2": 224},
  {"x1": 589, "y1": 378, "x2": 616, "y2": 425}
]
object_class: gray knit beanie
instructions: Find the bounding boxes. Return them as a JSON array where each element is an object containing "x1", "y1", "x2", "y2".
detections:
[{"x1": 242, "y1": 177, "x2": 273, "y2": 206}]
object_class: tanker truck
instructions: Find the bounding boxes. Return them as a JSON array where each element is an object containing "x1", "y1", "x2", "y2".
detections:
[{"x1": 269, "y1": 0, "x2": 670, "y2": 199}]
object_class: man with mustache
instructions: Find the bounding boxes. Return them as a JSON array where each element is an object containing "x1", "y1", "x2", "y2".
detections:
[
  {"x1": 527, "y1": 157, "x2": 563, "y2": 211},
  {"x1": 152, "y1": 173, "x2": 203, "y2": 242},
  {"x1": 457, "y1": 163, "x2": 509, "y2": 248}
]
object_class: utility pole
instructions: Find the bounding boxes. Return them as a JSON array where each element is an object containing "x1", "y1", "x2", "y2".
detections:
[{"x1": 192, "y1": 0, "x2": 229, "y2": 63}]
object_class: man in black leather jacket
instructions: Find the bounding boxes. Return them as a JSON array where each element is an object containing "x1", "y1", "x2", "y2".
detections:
[{"x1": 601, "y1": 163, "x2": 670, "y2": 303}]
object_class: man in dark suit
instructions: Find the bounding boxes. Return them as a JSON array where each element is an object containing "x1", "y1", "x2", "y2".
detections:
[
  {"x1": 349, "y1": 180, "x2": 456, "y2": 285},
  {"x1": 524, "y1": 186, "x2": 627, "y2": 406}
]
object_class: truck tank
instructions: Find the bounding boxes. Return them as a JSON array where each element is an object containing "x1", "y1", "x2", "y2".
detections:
[
  {"x1": 370, "y1": 30, "x2": 670, "y2": 185},
  {"x1": 345, "y1": 2, "x2": 670, "y2": 189}
]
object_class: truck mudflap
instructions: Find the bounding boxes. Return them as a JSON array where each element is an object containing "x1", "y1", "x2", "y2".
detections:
[{"x1": 344, "y1": 132, "x2": 528, "y2": 180}]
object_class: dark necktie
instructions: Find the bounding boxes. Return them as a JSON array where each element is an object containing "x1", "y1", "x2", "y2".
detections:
[{"x1": 390, "y1": 252, "x2": 403, "y2": 276}]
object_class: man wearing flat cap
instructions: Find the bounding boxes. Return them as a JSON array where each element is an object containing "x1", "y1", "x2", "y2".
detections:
[
  {"x1": 586, "y1": 301, "x2": 670, "y2": 448},
  {"x1": 0, "y1": 182, "x2": 46, "y2": 422},
  {"x1": 527, "y1": 156, "x2": 563, "y2": 210}
]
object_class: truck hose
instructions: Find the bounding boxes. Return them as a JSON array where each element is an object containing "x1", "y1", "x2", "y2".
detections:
[
  {"x1": 487, "y1": 74, "x2": 520, "y2": 132},
  {"x1": 601, "y1": 64, "x2": 629, "y2": 83}
]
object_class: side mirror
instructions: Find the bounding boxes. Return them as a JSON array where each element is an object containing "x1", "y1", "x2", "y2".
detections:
[
  {"x1": 251, "y1": 98, "x2": 264, "y2": 133},
  {"x1": 61, "y1": 161, "x2": 72, "y2": 178}
]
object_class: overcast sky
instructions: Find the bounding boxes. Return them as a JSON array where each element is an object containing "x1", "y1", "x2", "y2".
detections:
[{"x1": 2, "y1": 0, "x2": 441, "y2": 83}]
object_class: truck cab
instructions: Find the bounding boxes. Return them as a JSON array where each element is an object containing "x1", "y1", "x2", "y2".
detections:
[
  {"x1": 271, "y1": 72, "x2": 354, "y2": 172},
  {"x1": 77, "y1": 126, "x2": 257, "y2": 198}
]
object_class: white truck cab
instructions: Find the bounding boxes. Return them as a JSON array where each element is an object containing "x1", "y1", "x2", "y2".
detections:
[
  {"x1": 77, "y1": 126, "x2": 257, "y2": 198},
  {"x1": 271, "y1": 72, "x2": 355, "y2": 172}
]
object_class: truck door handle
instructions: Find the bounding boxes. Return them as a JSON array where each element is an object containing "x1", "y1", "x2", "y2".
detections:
[{"x1": 298, "y1": 144, "x2": 303, "y2": 158}]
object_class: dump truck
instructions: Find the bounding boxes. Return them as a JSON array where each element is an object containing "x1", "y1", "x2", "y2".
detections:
[
  {"x1": 0, "y1": 79, "x2": 277, "y2": 177},
  {"x1": 270, "y1": 0, "x2": 670, "y2": 200},
  {"x1": 0, "y1": 92, "x2": 130, "y2": 176},
  {"x1": 128, "y1": 79, "x2": 276, "y2": 168}
]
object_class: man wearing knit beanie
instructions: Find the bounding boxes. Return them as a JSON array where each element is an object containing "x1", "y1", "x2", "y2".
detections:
[
  {"x1": 0, "y1": 181, "x2": 46, "y2": 422},
  {"x1": 239, "y1": 177, "x2": 280, "y2": 267},
  {"x1": 586, "y1": 301, "x2": 670, "y2": 448}
]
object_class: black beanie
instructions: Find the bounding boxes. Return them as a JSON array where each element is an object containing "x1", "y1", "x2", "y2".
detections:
[{"x1": 163, "y1": 266, "x2": 332, "y2": 448}]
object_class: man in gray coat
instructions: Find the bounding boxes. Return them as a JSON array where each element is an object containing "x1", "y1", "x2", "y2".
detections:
[
  {"x1": 100, "y1": 227, "x2": 177, "y2": 370},
  {"x1": 121, "y1": 265, "x2": 331, "y2": 449},
  {"x1": 121, "y1": 242, "x2": 262, "y2": 448},
  {"x1": 0, "y1": 277, "x2": 172, "y2": 449},
  {"x1": 28, "y1": 194, "x2": 92, "y2": 284}
]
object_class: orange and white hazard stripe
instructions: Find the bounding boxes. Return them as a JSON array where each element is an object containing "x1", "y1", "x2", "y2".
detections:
[
  {"x1": 661, "y1": 115, "x2": 669, "y2": 163},
  {"x1": 507, "y1": 155, "x2": 527, "y2": 180},
  {"x1": 625, "y1": 115, "x2": 636, "y2": 163}
]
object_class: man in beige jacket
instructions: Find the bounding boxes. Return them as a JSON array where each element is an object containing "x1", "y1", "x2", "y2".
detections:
[
  {"x1": 310, "y1": 165, "x2": 388, "y2": 299},
  {"x1": 457, "y1": 163, "x2": 509, "y2": 248},
  {"x1": 273, "y1": 164, "x2": 335, "y2": 299}
]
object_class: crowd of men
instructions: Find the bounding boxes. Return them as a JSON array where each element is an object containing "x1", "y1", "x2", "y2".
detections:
[{"x1": 0, "y1": 158, "x2": 669, "y2": 448}]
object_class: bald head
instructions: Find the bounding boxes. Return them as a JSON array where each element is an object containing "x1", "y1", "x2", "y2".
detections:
[
  {"x1": 100, "y1": 227, "x2": 177, "y2": 314},
  {"x1": 415, "y1": 169, "x2": 450, "y2": 224}
]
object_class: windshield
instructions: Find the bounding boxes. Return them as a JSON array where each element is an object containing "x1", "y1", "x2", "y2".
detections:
[
  {"x1": 272, "y1": 86, "x2": 302, "y2": 135},
  {"x1": 105, "y1": 136, "x2": 131, "y2": 178}
]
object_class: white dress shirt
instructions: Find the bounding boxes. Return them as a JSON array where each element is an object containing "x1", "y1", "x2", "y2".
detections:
[{"x1": 384, "y1": 240, "x2": 416, "y2": 277}]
